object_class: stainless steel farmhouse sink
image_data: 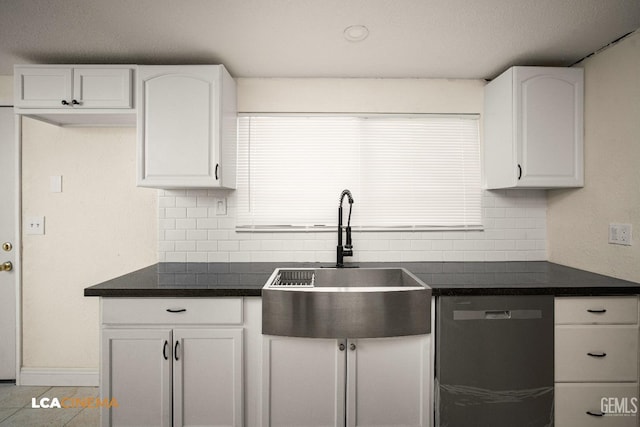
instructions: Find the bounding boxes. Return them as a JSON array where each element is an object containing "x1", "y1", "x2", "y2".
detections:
[{"x1": 262, "y1": 268, "x2": 431, "y2": 338}]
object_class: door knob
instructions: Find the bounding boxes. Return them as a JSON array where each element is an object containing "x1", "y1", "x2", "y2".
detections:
[
  {"x1": 2, "y1": 242, "x2": 11, "y2": 252},
  {"x1": 0, "y1": 261, "x2": 12, "y2": 272}
]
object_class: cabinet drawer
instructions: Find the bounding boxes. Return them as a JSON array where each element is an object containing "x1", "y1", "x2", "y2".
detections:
[
  {"x1": 556, "y1": 297, "x2": 638, "y2": 325},
  {"x1": 102, "y1": 298, "x2": 243, "y2": 325},
  {"x1": 556, "y1": 383, "x2": 639, "y2": 427},
  {"x1": 555, "y1": 326, "x2": 638, "y2": 382}
]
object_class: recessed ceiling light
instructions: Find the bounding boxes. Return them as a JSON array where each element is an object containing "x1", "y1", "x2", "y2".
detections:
[{"x1": 343, "y1": 25, "x2": 369, "y2": 42}]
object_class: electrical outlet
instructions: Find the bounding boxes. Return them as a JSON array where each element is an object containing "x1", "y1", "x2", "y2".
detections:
[
  {"x1": 609, "y1": 223, "x2": 632, "y2": 246},
  {"x1": 26, "y1": 216, "x2": 45, "y2": 235}
]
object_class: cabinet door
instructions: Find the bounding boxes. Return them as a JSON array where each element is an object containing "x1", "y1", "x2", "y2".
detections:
[
  {"x1": 137, "y1": 65, "x2": 221, "y2": 188},
  {"x1": 173, "y1": 328, "x2": 243, "y2": 427},
  {"x1": 263, "y1": 336, "x2": 345, "y2": 427},
  {"x1": 14, "y1": 67, "x2": 72, "y2": 108},
  {"x1": 347, "y1": 335, "x2": 431, "y2": 427},
  {"x1": 516, "y1": 67, "x2": 584, "y2": 187},
  {"x1": 73, "y1": 68, "x2": 132, "y2": 108},
  {"x1": 101, "y1": 328, "x2": 172, "y2": 427}
]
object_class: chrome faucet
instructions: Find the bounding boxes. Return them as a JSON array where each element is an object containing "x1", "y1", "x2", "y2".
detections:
[{"x1": 336, "y1": 189, "x2": 354, "y2": 267}]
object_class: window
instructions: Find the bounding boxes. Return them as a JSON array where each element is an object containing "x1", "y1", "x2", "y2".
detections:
[{"x1": 236, "y1": 114, "x2": 481, "y2": 230}]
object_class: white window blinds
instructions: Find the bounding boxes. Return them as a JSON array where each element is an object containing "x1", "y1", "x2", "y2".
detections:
[{"x1": 236, "y1": 114, "x2": 481, "y2": 230}]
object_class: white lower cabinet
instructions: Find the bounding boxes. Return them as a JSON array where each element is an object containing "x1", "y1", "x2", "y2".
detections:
[
  {"x1": 555, "y1": 296, "x2": 640, "y2": 426},
  {"x1": 100, "y1": 298, "x2": 244, "y2": 427},
  {"x1": 102, "y1": 328, "x2": 172, "y2": 426},
  {"x1": 556, "y1": 383, "x2": 639, "y2": 427},
  {"x1": 263, "y1": 334, "x2": 431, "y2": 427}
]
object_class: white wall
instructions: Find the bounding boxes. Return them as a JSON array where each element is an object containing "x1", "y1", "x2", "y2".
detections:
[
  {"x1": 158, "y1": 78, "x2": 548, "y2": 263},
  {"x1": 0, "y1": 75, "x2": 12, "y2": 105},
  {"x1": 548, "y1": 31, "x2": 640, "y2": 282},
  {"x1": 21, "y1": 118, "x2": 157, "y2": 370}
]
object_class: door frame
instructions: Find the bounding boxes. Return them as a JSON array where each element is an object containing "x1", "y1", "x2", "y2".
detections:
[{"x1": 14, "y1": 114, "x2": 22, "y2": 384}]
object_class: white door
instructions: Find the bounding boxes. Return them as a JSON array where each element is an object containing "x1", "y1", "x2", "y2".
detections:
[
  {"x1": 346, "y1": 335, "x2": 431, "y2": 427},
  {"x1": 101, "y1": 328, "x2": 172, "y2": 427},
  {"x1": 173, "y1": 328, "x2": 243, "y2": 427},
  {"x1": 263, "y1": 336, "x2": 345, "y2": 427},
  {"x1": 137, "y1": 66, "x2": 221, "y2": 188},
  {"x1": 14, "y1": 67, "x2": 72, "y2": 108},
  {"x1": 0, "y1": 107, "x2": 16, "y2": 380},
  {"x1": 516, "y1": 67, "x2": 584, "y2": 187},
  {"x1": 73, "y1": 68, "x2": 133, "y2": 108}
]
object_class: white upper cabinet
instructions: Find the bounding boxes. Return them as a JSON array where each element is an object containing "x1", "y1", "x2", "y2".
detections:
[
  {"x1": 14, "y1": 65, "x2": 135, "y2": 126},
  {"x1": 14, "y1": 65, "x2": 133, "y2": 109},
  {"x1": 483, "y1": 66, "x2": 584, "y2": 189},
  {"x1": 137, "y1": 65, "x2": 237, "y2": 189}
]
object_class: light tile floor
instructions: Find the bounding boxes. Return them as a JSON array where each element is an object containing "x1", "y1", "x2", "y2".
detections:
[{"x1": 0, "y1": 384, "x2": 99, "y2": 426}]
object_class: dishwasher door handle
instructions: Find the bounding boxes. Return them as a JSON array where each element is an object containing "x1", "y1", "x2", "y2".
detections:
[
  {"x1": 453, "y1": 309, "x2": 542, "y2": 320},
  {"x1": 484, "y1": 310, "x2": 511, "y2": 320}
]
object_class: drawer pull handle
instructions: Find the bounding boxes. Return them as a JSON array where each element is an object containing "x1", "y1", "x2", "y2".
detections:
[
  {"x1": 163, "y1": 340, "x2": 168, "y2": 360},
  {"x1": 166, "y1": 308, "x2": 187, "y2": 313},
  {"x1": 586, "y1": 410, "x2": 605, "y2": 417},
  {"x1": 587, "y1": 309, "x2": 607, "y2": 313},
  {"x1": 587, "y1": 352, "x2": 607, "y2": 358}
]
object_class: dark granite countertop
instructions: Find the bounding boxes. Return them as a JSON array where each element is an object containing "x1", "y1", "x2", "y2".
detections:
[{"x1": 84, "y1": 261, "x2": 640, "y2": 297}]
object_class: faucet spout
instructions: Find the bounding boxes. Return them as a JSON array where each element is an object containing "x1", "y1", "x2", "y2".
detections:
[{"x1": 337, "y1": 189, "x2": 354, "y2": 267}]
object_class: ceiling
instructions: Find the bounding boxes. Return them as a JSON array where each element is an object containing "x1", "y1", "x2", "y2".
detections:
[{"x1": 1, "y1": 0, "x2": 639, "y2": 80}]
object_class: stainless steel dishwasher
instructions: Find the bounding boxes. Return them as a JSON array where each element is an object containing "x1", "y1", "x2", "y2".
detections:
[{"x1": 436, "y1": 295, "x2": 554, "y2": 427}]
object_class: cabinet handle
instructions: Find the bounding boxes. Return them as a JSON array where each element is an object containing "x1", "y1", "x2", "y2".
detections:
[
  {"x1": 72, "y1": 99, "x2": 80, "y2": 106},
  {"x1": 338, "y1": 343, "x2": 345, "y2": 351},
  {"x1": 350, "y1": 343, "x2": 356, "y2": 351},
  {"x1": 166, "y1": 308, "x2": 186, "y2": 313},
  {"x1": 61, "y1": 100, "x2": 70, "y2": 106},
  {"x1": 586, "y1": 410, "x2": 605, "y2": 417},
  {"x1": 174, "y1": 341, "x2": 180, "y2": 361},
  {"x1": 587, "y1": 308, "x2": 607, "y2": 313},
  {"x1": 587, "y1": 352, "x2": 607, "y2": 358},
  {"x1": 163, "y1": 340, "x2": 168, "y2": 360},
  {"x1": 215, "y1": 163, "x2": 219, "y2": 180},
  {"x1": 517, "y1": 164, "x2": 522, "y2": 180}
]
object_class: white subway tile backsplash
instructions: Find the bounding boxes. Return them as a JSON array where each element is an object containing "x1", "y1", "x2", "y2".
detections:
[
  {"x1": 165, "y1": 229, "x2": 186, "y2": 241},
  {"x1": 187, "y1": 207, "x2": 209, "y2": 218},
  {"x1": 186, "y1": 229, "x2": 208, "y2": 241},
  {"x1": 197, "y1": 218, "x2": 218, "y2": 229},
  {"x1": 165, "y1": 208, "x2": 187, "y2": 218},
  {"x1": 175, "y1": 241, "x2": 196, "y2": 252},
  {"x1": 157, "y1": 189, "x2": 548, "y2": 263},
  {"x1": 159, "y1": 197, "x2": 175, "y2": 208},
  {"x1": 218, "y1": 240, "x2": 240, "y2": 252},
  {"x1": 175, "y1": 197, "x2": 197, "y2": 208},
  {"x1": 196, "y1": 241, "x2": 218, "y2": 252},
  {"x1": 176, "y1": 219, "x2": 197, "y2": 230},
  {"x1": 187, "y1": 252, "x2": 208, "y2": 262},
  {"x1": 159, "y1": 219, "x2": 176, "y2": 230}
]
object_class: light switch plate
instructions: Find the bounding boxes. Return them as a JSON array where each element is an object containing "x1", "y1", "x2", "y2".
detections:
[
  {"x1": 50, "y1": 176, "x2": 62, "y2": 193},
  {"x1": 26, "y1": 216, "x2": 45, "y2": 235}
]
